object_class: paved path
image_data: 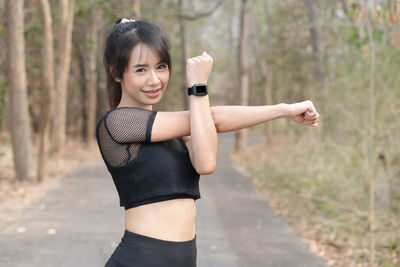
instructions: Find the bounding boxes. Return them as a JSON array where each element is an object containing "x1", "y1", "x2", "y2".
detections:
[{"x1": 0, "y1": 132, "x2": 327, "y2": 267}]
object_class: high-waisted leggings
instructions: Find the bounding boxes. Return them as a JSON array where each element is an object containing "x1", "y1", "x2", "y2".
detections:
[{"x1": 104, "y1": 229, "x2": 197, "y2": 267}]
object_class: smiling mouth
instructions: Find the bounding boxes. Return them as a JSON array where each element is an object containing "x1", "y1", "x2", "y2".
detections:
[{"x1": 142, "y1": 88, "x2": 161, "y2": 93}]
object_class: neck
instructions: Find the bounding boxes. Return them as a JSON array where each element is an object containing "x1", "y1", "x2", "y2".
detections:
[{"x1": 117, "y1": 97, "x2": 152, "y2": 110}]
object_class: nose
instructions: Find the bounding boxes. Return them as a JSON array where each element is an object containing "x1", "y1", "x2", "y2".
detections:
[{"x1": 148, "y1": 70, "x2": 161, "y2": 86}]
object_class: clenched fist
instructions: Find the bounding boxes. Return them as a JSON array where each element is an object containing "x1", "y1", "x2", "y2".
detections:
[
  {"x1": 286, "y1": 100, "x2": 320, "y2": 127},
  {"x1": 186, "y1": 51, "x2": 213, "y2": 88}
]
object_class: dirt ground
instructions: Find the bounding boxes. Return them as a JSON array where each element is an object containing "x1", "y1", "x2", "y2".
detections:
[{"x1": 0, "y1": 135, "x2": 100, "y2": 228}]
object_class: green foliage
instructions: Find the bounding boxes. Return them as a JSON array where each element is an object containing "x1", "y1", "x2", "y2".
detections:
[
  {"x1": 380, "y1": 258, "x2": 398, "y2": 267},
  {"x1": 342, "y1": 25, "x2": 385, "y2": 48},
  {"x1": 75, "y1": 0, "x2": 93, "y2": 17},
  {"x1": 373, "y1": 28, "x2": 385, "y2": 42},
  {"x1": 24, "y1": 2, "x2": 43, "y2": 44},
  {"x1": 342, "y1": 26, "x2": 368, "y2": 47}
]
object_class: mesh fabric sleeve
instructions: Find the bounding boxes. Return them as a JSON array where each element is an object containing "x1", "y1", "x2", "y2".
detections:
[
  {"x1": 105, "y1": 107, "x2": 158, "y2": 143},
  {"x1": 96, "y1": 107, "x2": 157, "y2": 167}
]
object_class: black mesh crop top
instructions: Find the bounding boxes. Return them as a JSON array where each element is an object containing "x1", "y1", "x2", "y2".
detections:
[{"x1": 96, "y1": 106, "x2": 201, "y2": 210}]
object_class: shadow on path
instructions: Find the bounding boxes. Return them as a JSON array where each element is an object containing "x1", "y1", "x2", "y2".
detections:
[{"x1": 0, "y1": 132, "x2": 327, "y2": 267}]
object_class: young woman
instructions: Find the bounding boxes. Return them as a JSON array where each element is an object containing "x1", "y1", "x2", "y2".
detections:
[{"x1": 97, "y1": 18, "x2": 319, "y2": 267}]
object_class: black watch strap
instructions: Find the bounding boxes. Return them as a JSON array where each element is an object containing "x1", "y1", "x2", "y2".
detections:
[{"x1": 187, "y1": 84, "x2": 208, "y2": 96}]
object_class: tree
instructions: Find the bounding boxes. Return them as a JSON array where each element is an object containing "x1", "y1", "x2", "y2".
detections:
[
  {"x1": 262, "y1": 0, "x2": 273, "y2": 139},
  {"x1": 84, "y1": 8, "x2": 102, "y2": 143},
  {"x1": 37, "y1": 0, "x2": 55, "y2": 181},
  {"x1": 133, "y1": 0, "x2": 141, "y2": 19},
  {"x1": 235, "y1": 0, "x2": 252, "y2": 152},
  {"x1": 178, "y1": 0, "x2": 224, "y2": 111},
  {"x1": 179, "y1": 0, "x2": 189, "y2": 110},
  {"x1": 51, "y1": 0, "x2": 75, "y2": 153},
  {"x1": 6, "y1": 0, "x2": 32, "y2": 181},
  {"x1": 304, "y1": 0, "x2": 324, "y2": 83}
]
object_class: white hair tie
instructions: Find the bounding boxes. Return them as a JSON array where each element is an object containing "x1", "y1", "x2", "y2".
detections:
[{"x1": 120, "y1": 18, "x2": 135, "y2": 24}]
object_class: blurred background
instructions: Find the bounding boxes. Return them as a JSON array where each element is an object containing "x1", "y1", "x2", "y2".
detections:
[{"x1": 0, "y1": 0, "x2": 399, "y2": 266}]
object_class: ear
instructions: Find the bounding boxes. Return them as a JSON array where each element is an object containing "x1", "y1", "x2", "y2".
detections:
[{"x1": 109, "y1": 66, "x2": 122, "y2": 83}]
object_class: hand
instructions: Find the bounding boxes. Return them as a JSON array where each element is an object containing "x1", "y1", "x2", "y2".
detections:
[
  {"x1": 287, "y1": 100, "x2": 320, "y2": 127},
  {"x1": 186, "y1": 51, "x2": 213, "y2": 88}
]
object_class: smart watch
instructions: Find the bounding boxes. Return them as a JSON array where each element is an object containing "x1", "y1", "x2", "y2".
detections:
[{"x1": 187, "y1": 83, "x2": 208, "y2": 96}]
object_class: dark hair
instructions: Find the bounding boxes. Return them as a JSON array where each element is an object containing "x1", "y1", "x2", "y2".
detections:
[{"x1": 103, "y1": 19, "x2": 171, "y2": 108}]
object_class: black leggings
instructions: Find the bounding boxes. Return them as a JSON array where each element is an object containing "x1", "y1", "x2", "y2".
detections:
[{"x1": 105, "y1": 229, "x2": 197, "y2": 267}]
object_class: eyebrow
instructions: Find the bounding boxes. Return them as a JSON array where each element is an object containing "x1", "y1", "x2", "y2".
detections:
[
  {"x1": 133, "y1": 64, "x2": 148, "y2": 67},
  {"x1": 132, "y1": 61, "x2": 166, "y2": 68}
]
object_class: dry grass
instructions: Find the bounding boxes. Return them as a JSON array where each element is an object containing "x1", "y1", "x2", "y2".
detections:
[{"x1": 231, "y1": 131, "x2": 400, "y2": 267}]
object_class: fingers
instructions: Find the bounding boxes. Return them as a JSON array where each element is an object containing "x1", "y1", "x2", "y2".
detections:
[
  {"x1": 306, "y1": 122, "x2": 319, "y2": 127},
  {"x1": 304, "y1": 100, "x2": 320, "y2": 127},
  {"x1": 186, "y1": 58, "x2": 194, "y2": 65},
  {"x1": 187, "y1": 51, "x2": 213, "y2": 63},
  {"x1": 186, "y1": 51, "x2": 213, "y2": 87},
  {"x1": 304, "y1": 118, "x2": 318, "y2": 127},
  {"x1": 305, "y1": 100, "x2": 317, "y2": 114},
  {"x1": 306, "y1": 110, "x2": 319, "y2": 120},
  {"x1": 305, "y1": 101, "x2": 319, "y2": 119},
  {"x1": 186, "y1": 51, "x2": 213, "y2": 71},
  {"x1": 202, "y1": 51, "x2": 213, "y2": 61},
  {"x1": 304, "y1": 114, "x2": 318, "y2": 127}
]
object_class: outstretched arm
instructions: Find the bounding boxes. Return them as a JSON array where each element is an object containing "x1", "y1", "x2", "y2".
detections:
[
  {"x1": 152, "y1": 101, "x2": 319, "y2": 141},
  {"x1": 151, "y1": 100, "x2": 318, "y2": 174},
  {"x1": 210, "y1": 104, "x2": 287, "y2": 133},
  {"x1": 210, "y1": 100, "x2": 319, "y2": 133}
]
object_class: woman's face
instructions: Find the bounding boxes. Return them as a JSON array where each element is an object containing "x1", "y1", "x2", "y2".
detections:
[{"x1": 118, "y1": 43, "x2": 170, "y2": 109}]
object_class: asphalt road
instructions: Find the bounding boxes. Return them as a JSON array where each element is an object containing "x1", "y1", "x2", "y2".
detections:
[{"x1": 0, "y1": 132, "x2": 327, "y2": 267}]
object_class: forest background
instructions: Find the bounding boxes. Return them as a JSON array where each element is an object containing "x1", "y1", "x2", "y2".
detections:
[{"x1": 0, "y1": 0, "x2": 399, "y2": 266}]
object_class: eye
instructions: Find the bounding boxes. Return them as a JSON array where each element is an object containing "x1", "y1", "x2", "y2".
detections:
[
  {"x1": 135, "y1": 68, "x2": 145, "y2": 73},
  {"x1": 157, "y1": 64, "x2": 167, "y2": 70}
]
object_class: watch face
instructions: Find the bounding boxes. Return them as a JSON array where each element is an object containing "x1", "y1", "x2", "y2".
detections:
[{"x1": 195, "y1": 85, "x2": 207, "y2": 94}]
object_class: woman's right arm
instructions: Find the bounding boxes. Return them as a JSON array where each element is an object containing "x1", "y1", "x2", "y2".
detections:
[
  {"x1": 210, "y1": 100, "x2": 319, "y2": 132},
  {"x1": 150, "y1": 100, "x2": 319, "y2": 141}
]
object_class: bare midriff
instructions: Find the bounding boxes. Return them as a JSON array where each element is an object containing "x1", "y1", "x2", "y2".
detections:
[{"x1": 125, "y1": 198, "x2": 196, "y2": 242}]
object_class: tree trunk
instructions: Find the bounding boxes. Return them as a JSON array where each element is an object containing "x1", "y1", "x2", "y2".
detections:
[
  {"x1": 84, "y1": 9, "x2": 101, "y2": 144},
  {"x1": 51, "y1": 0, "x2": 75, "y2": 153},
  {"x1": 235, "y1": 0, "x2": 252, "y2": 152},
  {"x1": 133, "y1": 0, "x2": 141, "y2": 19},
  {"x1": 37, "y1": 0, "x2": 55, "y2": 182},
  {"x1": 96, "y1": 23, "x2": 109, "y2": 115},
  {"x1": 6, "y1": 0, "x2": 32, "y2": 181},
  {"x1": 263, "y1": 0, "x2": 273, "y2": 140},
  {"x1": 179, "y1": 0, "x2": 189, "y2": 111},
  {"x1": 304, "y1": 0, "x2": 323, "y2": 165},
  {"x1": 304, "y1": 0, "x2": 324, "y2": 84}
]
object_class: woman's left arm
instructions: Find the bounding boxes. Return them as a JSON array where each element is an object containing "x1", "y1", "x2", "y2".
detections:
[{"x1": 185, "y1": 52, "x2": 218, "y2": 175}]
